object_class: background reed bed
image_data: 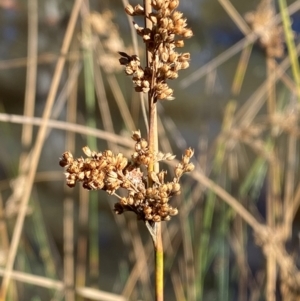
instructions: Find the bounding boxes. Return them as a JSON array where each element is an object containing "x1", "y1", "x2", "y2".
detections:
[{"x1": 1, "y1": 0, "x2": 300, "y2": 300}]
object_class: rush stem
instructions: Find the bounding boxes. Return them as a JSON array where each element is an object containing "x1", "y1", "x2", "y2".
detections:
[{"x1": 144, "y1": 1, "x2": 164, "y2": 301}]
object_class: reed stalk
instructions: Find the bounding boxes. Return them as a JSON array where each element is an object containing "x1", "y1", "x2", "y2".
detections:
[
  {"x1": 143, "y1": 0, "x2": 163, "y2": 299},
  {"x1": 59, "y1": 0, "x2": 194, "y2": 299}
]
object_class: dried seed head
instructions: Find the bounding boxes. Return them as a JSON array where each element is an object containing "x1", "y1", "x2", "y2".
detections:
[
  {"x1": 161, "y1": 197, "x2": 169, "y2": 203},
  {"x1": 132, "y1": 130, "x2": 141, "y2": 141},
  {"x1": 119, "y1": 0, "x2": 193, "y2": 102},
  {"x1": 169, "y1": 208, "x2": 178, "y2": 216},
  {"x1": 245, "y1": 2, "x2": 284, "y2": 58},
  {"x1": 175, "y1": 40, "x2": 184, "y2": 47},
  {"x1": 180, "y1": 61, "x2": 190, "y2": 70},
  {"x1": 120, "y1": 197, "x2": 128, "y2": 206},
  {"x1": 172, "y1": 11, "x2": 183, "y2": 21},
  {"x1": 172, "y1": 182, "x2": 181, "y2": 193},
  {"x1": 185, "y1": 148, "x2": 194, "y2": 158},
  {"x1": 125, "y1": 4, "x2": 134, "y2": 16},
  {"x1": 59, "y1": 151, "x2": 74, "y2": 167},
  {"x1": 60, "y1": 132, "x2": 194, "y2": 223},
  {"x1": 134, "y1": 4, "x2": 144, "y2": 15},
  {"x1": 159, "y1": 17, "x2": 169, "y2": 29},
  {"x1": 153, "y1": 215, "x2": 162, "y2": 222},
  {"x1": 161, "y1": 51, "x2": 169, "y2": 62},
  {"x1": 146, "y1": 187, "x2": 154, "y2": 197},
  {"x1": 185, "y1": 163, "x2": 195, "y2": 172},
  {"x1": 150, "y1": 13, "x2": 158, "y2": 24},
  {"x1": 134, "y1": 67, "x2": 144, "y2": 78},
  {"x1": 128, "y1": 197, "x2": 134, "y2": 205},
  {"x1": 174, "y1": 166, "x2": 183, "y2": 178},
  {"x1": 82, "y1": 146, "x2": 92, "y2": 157},
  {"x1": 140, "y1": 139, "x2": 148, "y2": 149},
  {"x1": 181, "y1": 28, "x2": 193, "y2": 38},
  {"x1": 169, "y1": 0, "x2": 179, "y2": 10}
]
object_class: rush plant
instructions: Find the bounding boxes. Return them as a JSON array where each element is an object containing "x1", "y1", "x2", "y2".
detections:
[{"x1": 59, "y1": 1, "x2": 193, "y2": 300}]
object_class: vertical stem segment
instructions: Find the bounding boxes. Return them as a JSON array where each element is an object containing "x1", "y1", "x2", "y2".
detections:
[
  {"x1": 144, "y1": 1, "x2": 164, "y2": 300},
  {"x1": 155, "y1": 225, "x2": 163, "y2": 301}
]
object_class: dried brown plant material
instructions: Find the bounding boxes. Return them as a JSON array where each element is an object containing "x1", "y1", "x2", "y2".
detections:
[
  {"x1": 60, "y1": 1, "x2": 195, "y2": 224},
  {"x1": 60, "y1": 132, "x2": 194, "y2": 222},
  {"x1": 87, "y1": 11, "x2": 130, "y2": 73},
  {"x1": 125, "y1": 4, "x2": 145, "y2": 16},
  {"x1": 120, "y1": 0, "x2": 193, "y2": 100},
  {"x1": 245, "y1": 1, "x2": 284, "y2": 58}
]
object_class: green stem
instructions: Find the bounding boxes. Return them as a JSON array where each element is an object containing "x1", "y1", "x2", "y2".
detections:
[
  {"x1": 144, "y1": 0, "x2": 163, "y2": 300},
  {"x1": 278, "y1": 0, "x2": 300, "y2": 99},
  {"x1": 82, "y1": 15, "x2": 99, "y2": 283},
  {"x1": 155, "y1": 225, "x2": 164, "y2": 301}
]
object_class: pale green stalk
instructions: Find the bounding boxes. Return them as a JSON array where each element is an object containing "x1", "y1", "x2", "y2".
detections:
[
  {"x1": 143, "y1": 0, "x2": 163, "y2": 300},
  {"x1": 82, "y1": 17, "x2": 99, "y2": 282},
  {"x1": 279, "y1": 0, "x2": 300, "y2": 99}
]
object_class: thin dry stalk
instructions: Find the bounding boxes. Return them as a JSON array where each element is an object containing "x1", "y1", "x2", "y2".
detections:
[
  {"x1": 0, "y1": 268, "x2": 126, "y2": 301},
  {"x1": 171, "y1": 272, "x2": 186, "y2": 301},
  {"x1": 75, "y1": 188, "x2": 89, "y2": 293},
  {"x1": 51, "y1": 60, "x2": 82, "y2": 120},
  {"x1": 179, "y1": 209, "x2": 196, "y2": 301},
  {"x1": 235, "y1": 43, "x2": 300, "y2": 127},
  {"x1": 0, "y1": 113, "x2": 133, "y2": 147},
  {"x1": 285, "y1": 181, "x2": 300, "y2": 233},
  {"x1": 3, "y1": 1, "x2": 38, "y2": 278},
  {"x1": 0, "y1": 0, "x2": 83, "y2": 299},
  {"x1": 0, "y1": 194, "x2": 9, "y2": 267},
  {"x1": 218, "y1": 0, "x2": 251, "y2": 35},
  {"x1": 63, "y1": 197, "x2": 75, "y2": 301},
  {"x1": 0, "y1": 52, "x2": 81, "y2": 70},
  {"x1": 93, "y1": 60, "x2": 116, "y2": 150},
  {"x1": 266, "y1": 60, "x2": 277, "y2": 301},
  {"x1": 230, "y1": 222, "x2": 249, "y2": 301},
  {"x1": 231, "y1": 44, "x2": 252, "y2": 96},
  {"x1": 20, "y1": 0, "x2": 38, "y2": 167},
  {"x1": 81, "y1": 7, "x2": 118, "y2": 150},
  {"x1": 249, "y1": 272, "x2": 265, "y2": 301},
  {"x1": 264, "y1": 3, "x2": 280, "y2": 297},
  {"x1": 191, "y1": 169, "x2": 262, "y2": 233},
  {"x1": 2, "y1": 0, "x2": 37, "y2": 298},
  {"x1": 63, "y1": 61, "x2": 78, "y2": 301},
  {"x1": 121, "y1": 0, "x2": 148, "y2": 131},
  {"x1": 180, "y1": 1, "x2": 300, "y2": 88},
  {"x1": 106, "y1": 74, "x2": 136, "y2": 132},
  {"x1": 128, "y1": 219, "x2": 152, "y2": 298},
  {"x1": 89, "y1": 12, "x2": 136, "y2": 131},
  {"x1": 121, "y1": 204, "x2": 191, "y2": 299}
]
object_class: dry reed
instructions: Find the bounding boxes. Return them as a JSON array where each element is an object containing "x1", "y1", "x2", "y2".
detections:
[{"x1": 1, "y1": 0, "x2": 300, "y2": 300}]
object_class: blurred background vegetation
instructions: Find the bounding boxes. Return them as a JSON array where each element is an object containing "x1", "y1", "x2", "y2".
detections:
[{"x1": 1, "y1": 0, "x2": 300, "y2": 300}]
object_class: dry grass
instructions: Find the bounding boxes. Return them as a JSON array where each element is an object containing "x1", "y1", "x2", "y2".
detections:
[{"x1": 1, "y1": 0, "x2": 300, "y2": 300}]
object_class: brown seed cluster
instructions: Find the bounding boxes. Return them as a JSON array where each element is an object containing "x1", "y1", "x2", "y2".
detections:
[
  {"x1": 59, "y1": 131, "x2": 194, "y2": 222},
  {"x1": 245, "y1": 1, "x2": 284, "y2": 58},
  {"x1": 120, "y1": 0, "x2": 193, "y2": 100},
  {"x1": 59, "y1": 147, "x2": 128, "y2": 193}
]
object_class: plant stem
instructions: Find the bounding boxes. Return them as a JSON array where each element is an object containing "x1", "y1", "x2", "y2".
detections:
[
  {"x1": 144, "y1": 0, "x2": 163, "y2": 300},
  {"x1": 155, "y1": 224, "x2": 163, "y2": 301}
]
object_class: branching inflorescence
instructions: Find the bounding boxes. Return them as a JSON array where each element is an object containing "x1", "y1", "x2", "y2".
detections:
[
  {"x1": 245, "y1": 1, "x2": 284, "y2": 58},
  {"x1": 120, "y1": 0, "x2": 193, "y2": 100},
  {"x1": 60, "y1": 0, "x2": 194, "y2": 223},
  {"x1": 60, "y1": 131, "x2": 194, "y2": 222}
]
